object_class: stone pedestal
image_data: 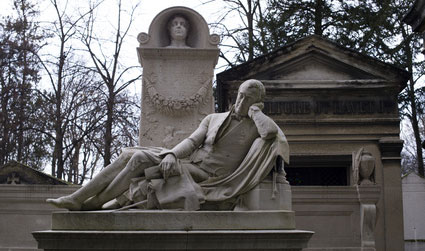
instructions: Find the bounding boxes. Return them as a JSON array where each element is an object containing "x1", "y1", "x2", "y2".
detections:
[
  {"x1": 33, "y1": 211, "x2": 313, "y2": 251},
  {"x1": 242, "y1": 181, "x2": 292, "y2": 210},
  {"x1": 138, "y1": 48, "x2": 218, "y2": 148},
  {"x1": 136, "y1": 6, "x2": 220, "y2": 148}
]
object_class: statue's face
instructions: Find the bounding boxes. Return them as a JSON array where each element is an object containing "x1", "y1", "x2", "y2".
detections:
[
  {"x1": 234, "y1": 82, "x2": 260, "y2": 116},
  {"x1": 169, "y1": 16, "x2": 188, "y2": 41}
]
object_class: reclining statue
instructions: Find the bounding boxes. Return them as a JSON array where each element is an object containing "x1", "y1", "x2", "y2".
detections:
[{"x1": 47, "y1": 79, "x2": 289, "y2": 211}]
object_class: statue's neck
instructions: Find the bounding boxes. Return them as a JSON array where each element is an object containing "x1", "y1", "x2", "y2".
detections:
[{"x1": 169, "y1": 40, "x2": 187, "y2": 48}]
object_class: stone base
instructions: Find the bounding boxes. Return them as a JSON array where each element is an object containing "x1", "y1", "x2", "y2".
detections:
[
  {"x1": 33, "y1": 210, "x2": 313, "y2": 250},
  {"x1": 242, "y1": 181, "x2": 292, "y2": 210},
  {"x1": 50, "y1": 210, "x2": 295, "y2": 231},
  {"x1": 33, "y1": 230, "x2": 313, "y2": 251}
]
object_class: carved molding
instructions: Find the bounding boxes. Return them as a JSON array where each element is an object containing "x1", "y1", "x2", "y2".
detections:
[
  {"x1": 209, "y1": 34, "x2": 220, "y2": 45},
  {"x1": 144, "y1": 72, "x2": 212, "y2": 115},
  {"x1": 379, "y1": 137, "x2": 403, "y2": 160},
  {"x1": 137, "y1": 32, "x2": 150, "y2": 44}
]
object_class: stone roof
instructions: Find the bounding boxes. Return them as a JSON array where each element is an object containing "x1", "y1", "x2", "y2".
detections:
[
  {"x1": 217, "y1": 35, "x2": 409, "y2": 91},
  {"x1": 0, "y1": 161, "x2": 69, "y2": 185}
]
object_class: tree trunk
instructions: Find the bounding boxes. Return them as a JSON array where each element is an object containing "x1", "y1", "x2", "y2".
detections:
[
  {"x1": 0, "y1": 81, "x2": 10, "y2": 166},
  {"x1": 70, "y1": 140, "x2": 81, "y2": 183},
  {"x1": 55, "y1": 40, "x2": 65, "y2": 179},
  {"x1": 314, "y1": 0, "x2": 323, "y2": 36},
  {"x1": 104, "y1": 87, "x2": 114, "y2": 167},
  {"x1": 17, "y1": 32, "x2": 28, "y2": 163},
  {"x1": 247, "y1": 0, "x2": 254, "y2": 61},
  {"x1": 404, "y1": 33, "x2": 424, "y2": 177}
]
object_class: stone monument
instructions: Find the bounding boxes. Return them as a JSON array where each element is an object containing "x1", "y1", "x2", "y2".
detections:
[
  {"x1": 136, "y1": 6, "x2": 220, "y2": 147},
  {"x1": 34, "y1": 7, "x2": 313, "y2": 250}
]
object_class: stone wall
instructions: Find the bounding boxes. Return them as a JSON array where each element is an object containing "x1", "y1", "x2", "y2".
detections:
[
  {"x1": 0, "y1": 184, "x2": 79, "y2": 251},
  {"x1": 403, "y1": 172, "x2": 425, "y2": 241}
]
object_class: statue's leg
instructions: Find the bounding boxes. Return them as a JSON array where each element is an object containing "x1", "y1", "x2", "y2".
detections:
[
  {"x1": 46, "y1": 150, "x2": 135, "y2": 210},
  {"x1": 81, "y1": 150, "x2": 161, "y2": 210}
]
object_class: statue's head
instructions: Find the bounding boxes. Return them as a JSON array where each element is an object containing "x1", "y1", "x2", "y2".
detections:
[
  {"x1": 167, "y1": 15, "x2": 189, "y2": 46},
  {"x1": 234, "y1": 79, "x2": 265, "y2": 116}
]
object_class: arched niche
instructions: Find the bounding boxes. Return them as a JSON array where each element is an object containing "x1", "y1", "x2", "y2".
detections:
[{"x1": 137, "y1": 6, "x2": 219, "y2": 49}]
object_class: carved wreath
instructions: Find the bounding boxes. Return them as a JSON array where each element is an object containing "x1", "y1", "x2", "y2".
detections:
[{"x1": 144, "y1": 73, "x2": 211, "y2": 114}]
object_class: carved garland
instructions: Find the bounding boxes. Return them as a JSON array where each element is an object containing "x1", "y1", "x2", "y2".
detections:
[{"x1": 144, "y1": 73, "x2": 211, "y2": 114}]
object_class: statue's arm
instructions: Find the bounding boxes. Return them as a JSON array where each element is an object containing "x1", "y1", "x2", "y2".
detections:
[
  {"x1": 161, "y1": 115, "x2": 210, "y2": 159},
  {"x1": 248, "y1": 104, "x2": 278, "y2": 140}
]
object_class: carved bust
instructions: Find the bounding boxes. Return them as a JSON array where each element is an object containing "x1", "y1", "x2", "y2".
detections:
[
  {"x1": 137, "y1": 7, "x2": 220, "y2": 49},
  {"x1": 166, "y1": 15, "x2": 190, "y2": 48}
]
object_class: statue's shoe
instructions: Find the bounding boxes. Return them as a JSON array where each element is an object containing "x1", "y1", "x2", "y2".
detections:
[{"x1": 46, "y1": 196, "x2": 82, "y2": 211}]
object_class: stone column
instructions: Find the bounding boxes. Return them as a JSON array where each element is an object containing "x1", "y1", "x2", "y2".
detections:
[
  {"x1": 379, "y1": 137, "x2": 404, "y2": 251},
  {"x1": 136, "y1": 7, "x2": 220, "y2": 147}
]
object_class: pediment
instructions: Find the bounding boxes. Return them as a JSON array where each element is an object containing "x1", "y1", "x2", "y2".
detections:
[
  {"x1": 217, "y1": 35, "x2": 409, "y2": 88},
  {"x1": 256, "y1": 51, "x2": 377, "y2": 81},
  {"x1": 0, "y1": 161, "x2": 68, "y2": 185}
]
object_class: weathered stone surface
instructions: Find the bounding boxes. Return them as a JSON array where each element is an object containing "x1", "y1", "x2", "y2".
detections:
[
  {"x1": 402, "y1": 172, "x2": 425, "y2": 241},
  {"x1": 138, "y1": 48, "x2": 218, "y2": 147},
  {"x1": 291, "y1": 186, "x2": 380, "y2": 249},
  {"x1": 51, "y1": 210, "x2": 296, "y2": 231},
  {"x1": 33, "y1": 229, "x2": 313, "y2": 251},
  {"x1": 241, "y1": 180, "x2": 292, "y2": 211},
  {"x1": 0, "y1": 184, "x2": 79, "y2": 251},
  {"x1": 137, "y1": 6, "x2": 219, "y2": 148},
  {"x1": 0, "y1": 161, "x2": 68, "y2": 185}
]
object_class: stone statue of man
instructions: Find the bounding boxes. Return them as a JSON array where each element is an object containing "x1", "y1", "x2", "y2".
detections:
[{"x1": 47, "y1": 79, "x2": 289, "y2": 211}]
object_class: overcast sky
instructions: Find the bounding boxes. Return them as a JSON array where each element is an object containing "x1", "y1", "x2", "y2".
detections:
[{"x1": 2, "y1": 0, "x2": 237, "y2": 94}]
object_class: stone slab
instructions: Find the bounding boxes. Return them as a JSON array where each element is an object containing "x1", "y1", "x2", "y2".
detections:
[
  {"x1": 51, "y1": 210, "x2": 296, "y2": 231},
  {"x1": 33, "y1": 229, "x2": 313, "y2": 251}
]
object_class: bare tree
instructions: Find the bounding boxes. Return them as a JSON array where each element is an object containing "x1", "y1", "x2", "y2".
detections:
[
  {"x1": 207, "y1": 0, "x2": 267, "y2": 67},
  {"x1": 79, "y1": 0, "x2": 141, "y2": 167},
  {"x1": 35, "y1": 0, "x2": 103, "y2": 179}
]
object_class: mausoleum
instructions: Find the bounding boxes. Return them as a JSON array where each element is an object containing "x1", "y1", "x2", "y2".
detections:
[
  {"x1": 217, "y1": 35, "x2": 409, "y2": 251},
  {"x1": 0, "y1": 161, "x2": 79, "y2": 250}
]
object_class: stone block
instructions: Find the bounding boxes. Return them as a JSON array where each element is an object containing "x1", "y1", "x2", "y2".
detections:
[
  {"x1": 33, "y1": 210, "x2": 312, "y2": 250},
  {"x1": 51, "y1": 210, "x2": 296, "y2": 231},
  {"x1": 241, "y1": 181, "x2": 292, "y2": 210},
  {"x1": 33, "y1": 229, "x2": 313, "y2": 251}
]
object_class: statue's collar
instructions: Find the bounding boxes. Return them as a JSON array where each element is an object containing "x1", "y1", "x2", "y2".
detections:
[{"x1": 229, "y1": 105, "x2": 247, "y2": 121}]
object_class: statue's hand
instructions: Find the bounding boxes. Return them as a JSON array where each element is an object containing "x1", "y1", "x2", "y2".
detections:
[
  {"x1": 159, "y1": 153, "x2": 177, "y2": 180},
  {"x1": 248, "y1": 102, "x2": 264, "y2": 118}
]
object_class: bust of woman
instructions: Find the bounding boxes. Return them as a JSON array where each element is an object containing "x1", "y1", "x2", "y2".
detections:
[{"x1": 167, "y1": 15, "x2": 190, "y2": 48}]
